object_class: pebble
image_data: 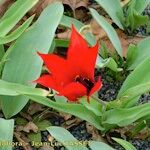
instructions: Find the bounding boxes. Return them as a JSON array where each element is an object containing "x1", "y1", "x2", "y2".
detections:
[
  {"x1": 97, "y1": 69, "x2": 125, "y2": 102},
  {"x1": 68, "y1": 122, "x2": 92, "y2": 141},
  {"x1": 131, "y1": 139, "x2": 150, "y2": 150}
]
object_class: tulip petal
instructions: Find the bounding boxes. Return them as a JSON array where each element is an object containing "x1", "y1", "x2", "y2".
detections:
[
  {"x1": 34, "y1": 74, "x2": 60, "y2": 91},
  {"x1": 68, "y1": 25, "x2": 88, "y2": 56},
  {"x1": 58, "y1": 82, "x2": 87, "y2": 101},
  {"x1": 68, "y1": 25, "x2": 99, "y2": 81},
  {"x1": 89, "y1": 78, "x2": 102, "y2": 97},
  {"x1": 37, "y1": 52, "x2": 73, "y2": 85}
]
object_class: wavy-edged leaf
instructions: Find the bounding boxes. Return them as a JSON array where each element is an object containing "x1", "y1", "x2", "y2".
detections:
[
  {"x1": 0, "y1": 118, "x2": 14, "y2": 150},
  {"x1": 96, "y1": 56, "x2": 122, "y2": 72},
  {"x1": 135, "y1": 0, "x2": 150, "y2": 14},
  {"x1": 103, "y1": 103, "x2": 150, "y2": 126},
  {"x1": 47, "y1": 126, "x2": 88, "y2": 150},
  {"x1": 119, "y1": 82, "x2": 150, "y2": 102},
  {"x1": 90, "y1": 8, "x2": 123, "y2": 57},
  {"x1": 79, "y1": 97, "x2": 103, "y2": 116},
  {"x1": 0, "y1": 0, "x2": 38, "y2": 36},
  {"x1": 127, "y1": 37, "x2": 150, "y2": 70},
  {"x1": 112, "y1": 138, "x2": 136, "y2": 150},
  {"x1": 95, "y1": 0, "x2": 124, "y2": 29},
  {"x1": 0, "y1": 15, "x2": 34, "y2": 44},
  {"x1": 1, "y1": 2, "x2": 64, "y2": 118},
  {"x1": 117, "y1": 57, "x2": 150, "y2": 107}
]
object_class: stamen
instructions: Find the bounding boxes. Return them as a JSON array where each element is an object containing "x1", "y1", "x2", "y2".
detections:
[{"x1": 75, "y1": 75, "x2": 94, "y2": 93}]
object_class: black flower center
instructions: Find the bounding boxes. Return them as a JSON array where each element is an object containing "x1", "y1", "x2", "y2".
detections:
[{"x1": 75, "y1": 75, "x2": 94, "y2": 93}]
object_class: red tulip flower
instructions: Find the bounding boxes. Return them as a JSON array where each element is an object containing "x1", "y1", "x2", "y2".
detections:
[{"x1": 35, "y1": 25, "x2": 102, "y2": 102}]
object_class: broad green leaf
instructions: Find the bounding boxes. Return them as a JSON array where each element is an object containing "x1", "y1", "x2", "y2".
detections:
[
  {"x1": 103, "y1": 103, "x2": 150, "y2": 126},
  {"x1": 89, "y1": 141, "x2": 115, "y2": 150},
  {"x1": 1, "y1": 3, "x2": 64, "y2": 118},
  {"x1": 117, "y1": 57, "x2": 150, "y2": 107},
  {"x1": 26, "y1": 95, "x2": 104, "y2": 131},
  {"x1": 60, "y1": 15, "x2": 96, "y2": 46},
  {"x1": 60, "y1": 15, "x2": 83, "y2": 29},
  {"x1": 96, "y1": 56, "x2": 122, "y2": 72},
  {"x1": 0, "y1": 0, "x2": 38, "y2": 36},
  {"x1": 119, "y1": 82, "x2": 150, "y2": 102},
  {"x1": 127, "y1": 37, "x2": 150, "y2": 70},
  {"x1": 0, "y1": 118, "x2": 14, "y2": 150},
  {"x1": 90, "y1": 8, "x2": 123, "y2": 57},
  {"x1": 112, "y1": 138, "x2": 136, "y2": 150},
  {"x1": 127, "y1": 10, "x2": 149, "y2": 31},
  {"x1": 0, "y1": 15, "x2": 34, "y2": 44},
  {"x1": 0, "y1": 79, "x2": 49, "y2": 96},
  {"x1": 47, "y1": 126, "x2": 89, "y2": 150},
  {"x1": 135, "y1": 0, "x2": 150, "y2": 14},
  {"x1": 79, "y1": 97, "x2": 103, "y2": 116},
  {"x1": 95, "y1": 0, "x2": 124, "y2": 29}
]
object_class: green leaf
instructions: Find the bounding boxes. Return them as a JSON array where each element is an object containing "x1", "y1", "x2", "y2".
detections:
[
  {"x1": 126, "y1": 44, "x2": 138, "y2": 67},
  {"x1": 134, "y1": 0, "x2": 150, "y2": 14},
  {"x1": 1, "y1": 2, "x2": 64, "y2": 118},
  {"x1": 79, "y1": 97, "x2": 103, "y2": 116},
  {"x1": 89, "y1": 141, "x2": 115, "y2": 150},
  {"x1": 60, "y1": 15, "x2": 83, "y2": 29},
  {"x1": 112, "y1": 138, "x2": 136, "y2": 150},
  {"x1": 90, "y1": 8, "x2": 123, "y2": 57},
  {"x1": 127, "y1": 10, "x2": 149, "y2": 31},
  {"x1": 103, "y1": 103, "x2": 150, "y2": 126},
  {"x1": 0, "y1": 118, "x2": 14, "y2": 150},
  {"x1": 26, "y1": 95, "x2": 104, "y2": 131},
  {"x1": 47, "y1": 126, "x2": 89, "y2": 150},
  {"x1": 117, "y1": 57, "x2": 150, "y2": 107},
  {"x1": 95, "y1": 0, "x2": 124, "y2": 29},
  {"x1": 60, "y1": 15, "x2": 96, "y2": 46},
  {"x1": 0, "y1": 15, "x2": 34, "y2": 44},
  {"x1": 28, "y1": 132, "x2": 41, "y2": 147},
  {"x1": 96, "y1": 56, "x2": 122, "y2": 72},
  {"x1": 16, "y1": 117, "x2": 28, "y2": 126},
  {"x1": 35, "y1": 120, "x2": 51, "y2": 131},
  {"x1": 0, "y1": 79, "x2": 49, "y2": 96},
  {"x1": 0, "y1": 45, "x2": 5, "y2": 61},
  {"x1": 119, "y1": 82, "x2": 150, "y2": 102},
  {"x1": 127, "y1": 37, "x2": 150, "y2": 70},
  {"x1": 0, "y1": 0, "x2": 38, "y2": 36},
  {"x1": 55, "y1": 39, "x2": 69, "y2": 48}
]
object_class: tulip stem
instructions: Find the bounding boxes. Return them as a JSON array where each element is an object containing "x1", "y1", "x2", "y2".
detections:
[
  {"x1": 91, "y1": 95, "x2": 107, "y2": 112},
  {"x1": 79, "y1": 25, "x2": 91, "y2": 34}
]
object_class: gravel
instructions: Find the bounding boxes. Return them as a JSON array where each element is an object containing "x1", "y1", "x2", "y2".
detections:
[
  {"x1": 131, "y1": 139, "x2": 150, "y2": 150},
  {"x1": 97, "y1": 69, "x2": 126, "y2": 102},
  {"x1": 68, "y1": 122, "x2": 92, "y2": 141}
]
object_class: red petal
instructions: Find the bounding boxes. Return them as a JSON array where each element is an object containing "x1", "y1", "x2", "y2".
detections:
[
  {"x1": 67, "y1": 26, "x2": 99, "y2": 81},
  {"x1": 68, "y1": 25, "x2": 88, "y2": 57},
  {"x1": 34, "y1": 75, "x2": 60, "y2": 91},
  {"x1": 88, "y1": 77, "x2": 102, "y2": 97},
  {"x1": 37, "y1": 52, "x2": 73, "y2": 86},
  {"x1": 58, "y1": 82, "x2": 87, "y2": 101}
]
